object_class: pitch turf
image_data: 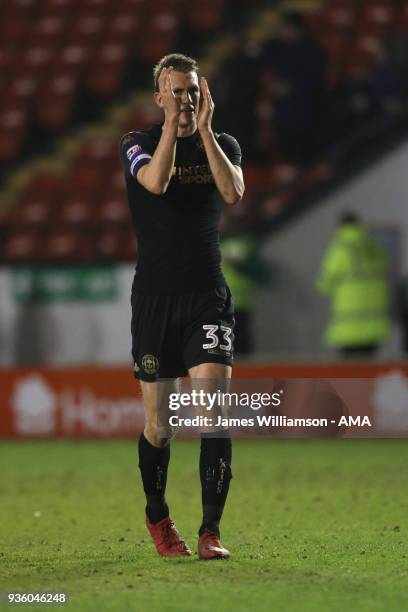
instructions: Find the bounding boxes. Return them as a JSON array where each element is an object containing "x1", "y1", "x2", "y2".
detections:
[{"x1": 1, "y1": 439, "x2": 408, "y2": 612}]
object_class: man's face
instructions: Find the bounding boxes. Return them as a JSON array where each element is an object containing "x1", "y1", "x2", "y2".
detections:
[{"x1": 157, "y1": 70, "x2": 200, "y2": 128}]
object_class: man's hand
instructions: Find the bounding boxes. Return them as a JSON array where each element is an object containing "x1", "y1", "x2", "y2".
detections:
[
  {"x1": 159, "y1": 66, "x2": 181, "y2": 123},
  {"x1": 197, "y1": 77, "x2": 214, "y2": 133}
]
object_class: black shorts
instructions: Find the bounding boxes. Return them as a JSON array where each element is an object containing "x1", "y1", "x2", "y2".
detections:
[{"x1": 131, "y1": 285, "x2": 235, "y2": 381}]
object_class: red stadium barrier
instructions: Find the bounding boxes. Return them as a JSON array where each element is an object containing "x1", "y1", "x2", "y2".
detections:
[{"x1": 1, "y1": 363, "x2": 408, "y2": 439}]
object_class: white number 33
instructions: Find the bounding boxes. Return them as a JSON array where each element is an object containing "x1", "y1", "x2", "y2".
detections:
[{"x1": 202, "y1": 324, "x2": 232, "y2": 351}]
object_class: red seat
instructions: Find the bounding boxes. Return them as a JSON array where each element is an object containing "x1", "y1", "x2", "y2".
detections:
[
  {"x1": 304, "y1": 8, "x2": 325, "y2": 37},
  {"x1": 0, "y1": 125, "x2": 26, "y2": 163},
  {"x1": 23, "y1": 46, "x2": 54, "y2": 77},
  {"x1": 97, "y1": 41, "x2": 128, "y2": 64},
  {"x1": 67, "y1": 15, "x2": 104, "y2": 46},
  {"x1": 2, "y1": 229, "x2": 40, "y2": 261},
  {"x1": 242, "y1": 164, "x2": 268, "y2": 191},
  {"x1": 107, "y1": 156, "x2": 123, "y2": 178},
  {"x1": 126, "y1": 106, "x2": 163, "y2": 131},
  {"x1": 117, "y1": 227, "x2": 137, "y2": 261},
  {"x1": 95, "y1": 225, "x2": 123, "y2": 258},
  {"x1": 258, "y1": 190, "x2": 294, "y2": 220},
  {"x1": 137, "y1": 12, "x2": 178, "y2": 64},
  {"x1": 23, "y1": 173, "x2": 65, "y2": 199},
  {"x1": 41, "y1": 0, "x2": 75, "y2": 13},
  {"x1": 396, "y1": 1, "x2": 408, "y2": 32},
  {"x1": 145, "y1": 0, "x2": 182, "y2": 11},
  {"x1": 0, "y1": 205, "x2": 15, "y2": 228},
  {"x1": 70, "y1": 143, "x2": 116, "y2": 191},
  {"x1": 8, "y1": 75, "x2": 39, "y2": 102},
  {"x1": 186, "y1": 4, "x2": 223, "y2": 31},
  {"x1": 0, "y1": 17, "x2": 31, "y2": 44},
  {"x1": 86, "y1": 42, "x2": 128, "y2": 93},
  {"x1": 299, "y1": 162, "x2": 333, "y2": 192},
  {"x1": 265, "y1": 163, "x2": 300, "y2": 190},
  {"x1": 137, "y1": 34, "x2": 174, "y2": 65},
  {"x1": 35, "y1": 92, "x2": 75, "y2": 131},
  {"x1": 108, "y1": 168, "x2": 127, "y2": 190},
  {"x1": 97, "y1": 191, "x2": 130, "y2": 223},
  {"x1": 0, "y1": 95, "x2": 29, "y2": 118},
  {"x1": 68, "y1": 164, "x2": 103, "y2": 194},
  {"x1": 37, "y1": 228, "x2": 83, "y2": 261},
  {"x1": 88, "y1": 63, "x2": 125, "y2": 97},
  {"x1": 42, "y1": 73, "x2": 78, "y2": 97},
  {"x1": 121, "y1": 0, "x2": 148, "y2": 11},
  {"x1": 0, "y1": 104, "x2": 28, "y2": 162},
  {"x1": 14, "y1": 197, "x2": 55, "y2": 225},
  {"x1": 80, "y1": 0, "x2": 117, "y2": 11},
  {"x1": 348, "y1": 32, "x2": 383, "y2": 68},
  {"x1": 29, "y1": 16, "x2": 66, "y2": 47},
  {"x1": 0, "y1": 47, "x2": 13, "y2": 75},
  {"x1": 2, "y1": 0, "x2": 36, "y2": 20},
  {"x1": 56, "y1": 44, "x2": 90, "y2": 73},
  {"x1": 105, "y1": 12, "x2": 142, "y2": 45},
  {"x1": 52, "y1": 193, "x2": 95, "y2": 225},
  {"x1": 359, "y1": 1, "x2": 395, "y2": 34},
  {"x1": 319, "y1": 30, "x2": 348, "y2": 60},
  {"x1": 74, "y1": 139, "x2": 118, "y2": 166},
  {"x1": 325, "y1": 2, "x2": 355, "y2": 29}
]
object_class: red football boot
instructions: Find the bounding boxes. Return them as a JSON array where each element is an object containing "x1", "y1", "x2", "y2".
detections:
[
  {"x1": 146, "y1": 516, "x2": 192, "y2": 557},
  {"x1": 198, "y1": 529, "x2": 230, "y2": 560}
]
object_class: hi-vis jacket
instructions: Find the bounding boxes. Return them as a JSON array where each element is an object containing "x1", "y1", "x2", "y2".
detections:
[{"x1": 317, "y1": 223, "x2": 391, "y2": 347}]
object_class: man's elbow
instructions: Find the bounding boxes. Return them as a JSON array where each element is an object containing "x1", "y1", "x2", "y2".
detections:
[
  {"x1": 224, "y1": 188, "x2": 244, "y2": 206},
  {"x1": 144, "y1": 180, "x2": 169, "y2": 195},
  {"x1": 150, "y1": 183, "x2": 167, "y2": 195},
  {"x1": 224, "y1": 195, "x2": 241, "y2": 206},
  {"x1": 137, "y1": 166, "x2": 169, "y2": 195}
]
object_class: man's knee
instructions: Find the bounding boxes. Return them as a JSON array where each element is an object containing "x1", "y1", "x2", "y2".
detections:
[{"x1": 144, "y1": 423, "x2": 176, "y2": 448}]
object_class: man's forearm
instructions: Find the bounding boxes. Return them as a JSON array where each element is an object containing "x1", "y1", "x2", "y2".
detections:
[
  {"x1": 138, "y1": 118, "x2": 178, "y2": 194},
  {"x1": 200, "y1": 129, "x2": 244, "y2": 205}
]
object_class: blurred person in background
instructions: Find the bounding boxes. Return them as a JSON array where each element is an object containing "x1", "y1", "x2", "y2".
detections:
[
  {"x1": 317, "y1": 211, "x2": 391, "y2": 357},
  {"x1": 369, "y1": 44, "x2": 402, "y2": 117},
  {"x1": 262, "y1": 11, "x2": 327, "y2": 163},
  {"x1": 397, "y1": 274, "x2": 408, "y2": 354},
  {"x1": 221, "y1": 232, "x2": 269, "y2": 356},
  {"x1": 213, "y1": 32, "x2": 263, "y2": 162},
  {"x1": 334, "y1": 44, "x2": 402, "y2": 140}
]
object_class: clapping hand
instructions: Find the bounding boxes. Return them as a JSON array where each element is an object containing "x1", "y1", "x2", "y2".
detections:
[
  {"x1": 197, "y1": 77, "x2": 214, "y2": 133},
  {"x1": 158, "y1": 66, "x2": 181, "y2": 121}
]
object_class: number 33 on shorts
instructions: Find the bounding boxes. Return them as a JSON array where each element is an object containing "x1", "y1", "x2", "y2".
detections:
[{"x1": 202, "y1": 324, "x2": 233, "y2": 353}]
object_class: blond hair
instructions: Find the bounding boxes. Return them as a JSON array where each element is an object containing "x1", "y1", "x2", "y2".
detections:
[{"x1": 153, "y1": 53, "x2": 198, "y2": 91}]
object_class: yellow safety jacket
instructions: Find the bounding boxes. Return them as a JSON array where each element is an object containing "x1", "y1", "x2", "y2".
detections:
[
  {"x1": 222, "y1": 262, "x2": 255, "y2": 311},
  {"x1": 221, "y1": 237, "x2": 257, "y2": 312},
  {"x1": 317, "y1": 224, "x2": 391, "y2": 347}
]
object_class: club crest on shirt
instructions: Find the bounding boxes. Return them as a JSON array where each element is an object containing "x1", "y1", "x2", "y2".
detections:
[
  {"x1": 122, "y1": 134, "x2": 133, "y2": 145},
  {"x1": 142, "y1": 354, "x2": 159, "y2": 375},
  {"x1": 196, "y1": 140, "x2": 205, "y2": 152}
]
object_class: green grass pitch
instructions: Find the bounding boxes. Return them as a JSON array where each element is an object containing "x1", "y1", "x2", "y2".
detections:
[{"x1": 1, "y1": 439, "x2": 408, "y2": 611}]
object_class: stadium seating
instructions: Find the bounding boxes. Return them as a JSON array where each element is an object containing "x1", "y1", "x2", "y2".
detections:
[
  {"x1": 0, "y1": 0, "x2": 177, "y2": 161},
  {"x1": 2, "y1": 229, "x2": 40, "y2": 262},
  {"x1": 33, "y1": 227, "x2": 99, "y2": 262},
  {"x1": 0, "y1": 0, "x2": 406, "y2": 263}
]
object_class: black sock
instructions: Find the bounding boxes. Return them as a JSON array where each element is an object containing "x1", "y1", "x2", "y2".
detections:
[
  {"x1": 199, "y1": 433, "x2": 232, "y2": 536},
  {"x1": 138, "y1": 433, "x2": 170, "y2": 524}
]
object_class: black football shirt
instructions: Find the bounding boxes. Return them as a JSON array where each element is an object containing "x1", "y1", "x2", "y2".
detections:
[{"x1": 119, "y1": 124, "x2": 241, "y2": 294}]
